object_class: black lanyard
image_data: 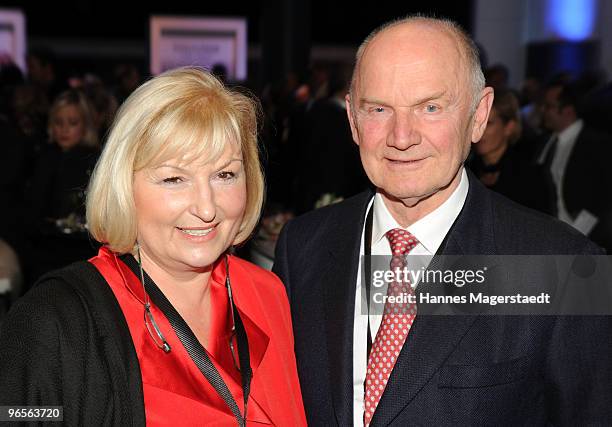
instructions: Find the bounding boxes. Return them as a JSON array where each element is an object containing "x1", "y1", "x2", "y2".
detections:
[
  {"x1": 363, "y1": 206, "x2": 374, "y2": 359},
  {"x1": 122, "y1": 255, "x2": 252, "y2": 426}
]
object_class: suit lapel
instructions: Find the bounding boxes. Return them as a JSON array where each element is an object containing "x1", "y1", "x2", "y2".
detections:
[
  {"x1": 372, "y1": 172, "x2": 496, "y2": 426},
  {"x1": 323, "y1": 191, "x2": 373, "y2": 426},
  {"x1": 562, "y1": 127, "x2": 588, "y2": 215}
]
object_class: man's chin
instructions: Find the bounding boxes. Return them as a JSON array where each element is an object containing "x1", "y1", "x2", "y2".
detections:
[{"x1": 379, "y1": 187, "x2": 434, "y2": 207}]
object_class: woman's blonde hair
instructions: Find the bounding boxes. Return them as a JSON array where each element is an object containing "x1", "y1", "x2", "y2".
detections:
[
  {"x1": 86, "y1": 67, "x2": 264, "y2": 253},
  {"x1": 48, "y1": 89, "x2": 98, "y2": 147}
]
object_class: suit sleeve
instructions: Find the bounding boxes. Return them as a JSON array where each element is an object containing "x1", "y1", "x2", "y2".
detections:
[{"x1": 545, "y1": 315, "x2": 612, "y2": 424}]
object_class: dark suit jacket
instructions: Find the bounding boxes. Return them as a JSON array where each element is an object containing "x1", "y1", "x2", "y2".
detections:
[
  {"x1": 273, "y1": 171, "x2": 612, "y2": 426},
  {"x1": 536, "y1": 125, "x2": 612, "y2": 251}
]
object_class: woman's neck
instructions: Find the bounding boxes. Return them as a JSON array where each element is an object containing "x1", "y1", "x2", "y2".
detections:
[{"x1": 139, "y1": 252, "x2": 213, "y2": 312}]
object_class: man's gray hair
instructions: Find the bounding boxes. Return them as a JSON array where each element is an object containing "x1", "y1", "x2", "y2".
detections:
[{"x1": 349, "y1": 15, "x2": 486, "y2": 113}]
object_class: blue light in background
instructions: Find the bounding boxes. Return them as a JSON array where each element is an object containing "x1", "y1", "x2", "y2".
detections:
[{"x1": 547, "y1": 0, "x2": 597, "y2": 41}]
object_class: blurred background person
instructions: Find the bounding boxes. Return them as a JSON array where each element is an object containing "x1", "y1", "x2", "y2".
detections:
[
  {"x1": 26, "y1": 47, "x2": 66, "y2": 105},
  {"x1": 82, "y1": 75, "x2": 119, "y2": 143},
  {"x1": 469, "y1": 89, "x2": 547, "y2": 211},
  {"x1": 113, "y1": 62, "x2": 143, "y2": 104},
  {"x1": 293, "y1": 64, "x2": 369, "y2": 213},
  {"x1": 535, "y1": 81, "x2": 612, "y2": 251},
  {"x1": 23, "y1": 89, "x2": 100, "y2": 288},
  {"x1": 0, "y1": 238, "x2": 21, "y2": 322},
  {"x1": 484, "y1": 63, "x2": 510, "y2": 92}
]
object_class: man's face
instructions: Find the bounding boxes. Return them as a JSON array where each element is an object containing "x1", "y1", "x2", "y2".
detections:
[
  {"x1": 542, "y1": 86, "x2": 564, "y2": 132},
  {"x1": 346, "y1": 23, "x2": 491, "y2": 214}
]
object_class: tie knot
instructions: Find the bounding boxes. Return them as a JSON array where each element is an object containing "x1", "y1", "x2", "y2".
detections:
[{"x1": 385, "y1": 228, "x2": 418, "y2": 255}]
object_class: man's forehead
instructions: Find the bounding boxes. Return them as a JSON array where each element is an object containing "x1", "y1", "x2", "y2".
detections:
[
  {"x1": 356, "y1": 49, "x2": 463, "y2": 104},
  {"x1": 349, "y1": 20, "x2": 476, "y2": 107},
  {"x1": 366, "y1": 21, "x2": 458, "y2": 57},
  {"x1": 357, "y1": 25, "x2": 462, "y2": 81}
]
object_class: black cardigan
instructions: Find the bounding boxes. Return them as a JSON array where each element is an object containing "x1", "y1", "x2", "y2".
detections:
[{"x1": 0, "y1": 261, "x2": 146, "y2": 426}]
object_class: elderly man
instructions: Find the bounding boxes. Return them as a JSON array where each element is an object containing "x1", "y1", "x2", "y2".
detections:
[{"x1": 273, "y1": 16, "x2": 612, "y2": 426}]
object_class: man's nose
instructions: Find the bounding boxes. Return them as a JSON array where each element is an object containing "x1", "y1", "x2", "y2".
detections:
[{"x1": 389, "y1": 111, "x2": 421, "y2": 149}]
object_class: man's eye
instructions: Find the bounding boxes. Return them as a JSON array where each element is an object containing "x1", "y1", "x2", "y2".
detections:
[
  {"x1": 162, "y1": 176, "x2": 183, "y2": 184},
  {"x1": 425, "y1": 104, "x2": 439, "y2": 113},
  {"x1": 372, "y1": 107, "x2": 385, "y2": 113}
]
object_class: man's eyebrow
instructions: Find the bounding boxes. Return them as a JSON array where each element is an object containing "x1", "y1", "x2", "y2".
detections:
[
  {"x1": 359, "y1": 98, "x2": 391, "y2": 107},
  {"x1": 359, "y1": 92, "x2": 449, "y2": 108},
  {"x1": 411, "y1": 91, "x2": 448, "y2": 106}
]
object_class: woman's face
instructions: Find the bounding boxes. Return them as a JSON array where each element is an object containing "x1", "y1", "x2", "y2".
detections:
[
  {"x1": 132, "y1": 141, "x2": 247, "y2": 276},
  {"x1": 51, "y1": 105, "x2": 86, "y2": 151},
  {"x1": 475, "y1": 108, "x2": 513, "y2": 157}
]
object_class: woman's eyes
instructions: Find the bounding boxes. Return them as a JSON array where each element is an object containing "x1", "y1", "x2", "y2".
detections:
[
  {"x1": 161, "y1": 176, "x2": 183, "y2": 184},
  {"x1": 160, "y1": 171, "x2": 236, "y2": 185},
  {"x1": 216, "y1": 171, "x2": 236, "y2": 181}
]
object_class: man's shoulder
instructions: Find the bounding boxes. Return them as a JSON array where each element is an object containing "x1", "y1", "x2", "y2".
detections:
[
  {"x1": 287, "y1": 190, "x2": 372, "y2": 234},
  {"x1": 276, "y1": 191, "x2": 372, "y2": 263},
  {"x1": 578, "y1": 123, "x2": 611, "y2": 141}
]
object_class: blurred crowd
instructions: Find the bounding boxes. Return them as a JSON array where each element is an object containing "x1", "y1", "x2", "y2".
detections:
[
  {"x1": 1, "y1": 49, "x2": 612, "y2": 310},
  {"x1": 0, "y1": 49, "x2": 143, "y2": 305}
]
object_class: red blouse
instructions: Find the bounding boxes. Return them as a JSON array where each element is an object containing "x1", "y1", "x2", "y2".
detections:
[{"x1": 90, "y1": 247, "x2": 306, "y2": 426}]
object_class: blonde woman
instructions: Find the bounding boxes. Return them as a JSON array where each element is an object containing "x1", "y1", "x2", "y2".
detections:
[
  {"x1": 24, "y1": 89, "x2": 100, "y2": 282},
  {"x1": 1, "y1": 68, "x2": 306, "y2": 426}
]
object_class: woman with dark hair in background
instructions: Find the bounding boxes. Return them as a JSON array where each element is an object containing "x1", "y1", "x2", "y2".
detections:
[{"x1": 469, "y1": 89, "x2": 546, "y2": 211}]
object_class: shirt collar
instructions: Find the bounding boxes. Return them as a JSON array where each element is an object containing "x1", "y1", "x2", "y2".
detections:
[
  {"x1": 557, "y1": 119, "x2": 583, "y2": 146},
  {"x1": 371, "y1": 168, "x2": 469, "y2": 254}
]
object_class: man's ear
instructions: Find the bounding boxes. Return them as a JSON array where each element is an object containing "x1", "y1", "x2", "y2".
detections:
[
  {"x1": 345, "y1": 94, "x2": 361, "y2": 146},
  {"x1": 471, "y1": 87, "x2": 494, "y2": 143}
]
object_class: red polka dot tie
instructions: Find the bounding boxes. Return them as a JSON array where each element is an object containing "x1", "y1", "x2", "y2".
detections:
[{"x1": 363, "y1": 228, "x2": 418, "y2": 426}]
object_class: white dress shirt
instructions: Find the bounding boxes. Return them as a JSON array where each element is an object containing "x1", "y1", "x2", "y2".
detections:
[
  {"x1": 351, "y1": 168, "x2": 469, "y2": 425},
  {"x1": 538, "y1": 119, "x2": 583, "y2": 224}
]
